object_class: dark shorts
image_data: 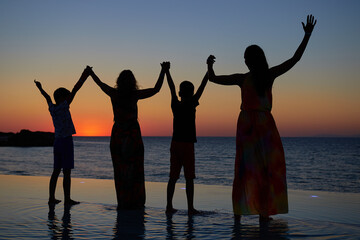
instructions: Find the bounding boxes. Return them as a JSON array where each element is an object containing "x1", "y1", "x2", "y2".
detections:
[
  {"x1": 169, "y1": 141, "x2": 195, "y2": 180},
  {"x1": 53, "y1": 136, "x2": 74, "y2": 169}
]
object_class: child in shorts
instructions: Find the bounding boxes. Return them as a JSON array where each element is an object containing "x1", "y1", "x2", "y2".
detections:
[
  {"x1": 34, "y1": 66, "x2": 91, "y2": 205},
  {"x1": 163, "y1": 62, "x2": 208, "y2": 215}
]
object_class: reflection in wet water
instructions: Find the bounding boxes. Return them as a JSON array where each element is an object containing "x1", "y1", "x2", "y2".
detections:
[
  {"x1": 113, "y1": 209, "x2": 145, "y2": 239},
  {"x1": 47, "y1": 204, "x2": 73, "y2": 240},
  {"x1": 232, "y1": 220, "x2": 290, "y2": 239},
  {"x1": 0, "y1": 200, "x2": 359, "y2": 239}
]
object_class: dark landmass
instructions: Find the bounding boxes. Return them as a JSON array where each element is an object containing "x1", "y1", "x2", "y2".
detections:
[{"x1": 0, "y1": 129, "x2": 54, "y2": 147}]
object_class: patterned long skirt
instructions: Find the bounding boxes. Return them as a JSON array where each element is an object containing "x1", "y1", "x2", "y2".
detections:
[
  {"x1": 232, "y1": 110, "x2": 288, "y2": 216},
  {"x1": 110, "y1": 121, "x2": 145, "y2": 209}
]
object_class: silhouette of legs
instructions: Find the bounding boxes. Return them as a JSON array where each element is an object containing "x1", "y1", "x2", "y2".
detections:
[
  {"x1": 63, "y1": 169, "x2": 79, "y2": 206},
  {"x1": 166, "y1": 177, "x2": 199, "y2": 215},
  {"x1": 166, "y1": 178, "x2": 178, "y2": 214},
  {"x1": 49, "y1": 168, "x2": 61, "y2": 204},
  {"x1": 186, "y1": 179, "x2": 199, "y2": 215},
  {"x1": 63, "y1": 169, "x2": 71, "y2": 202}
]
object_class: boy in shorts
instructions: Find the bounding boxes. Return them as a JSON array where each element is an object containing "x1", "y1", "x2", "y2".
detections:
[
  {"x1": 163, "y1": 62, "x2": 208, "y2": 215},
  {"x1": 34, "y1": 66, "x2": 91, "y2": 205}
]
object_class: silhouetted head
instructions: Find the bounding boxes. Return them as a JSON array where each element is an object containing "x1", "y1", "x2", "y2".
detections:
[
  {"x1": 116, "y1": 70, "x2": 138, "y2": 96},
  {"x1": 53, "y1": 87, "x2": 70, "y2": 104},
  {"x1": 244, "y1": 45, "x2": 269, "y2": 72},
  {"x1": 244, "y1": 45, "x2": 271, "y2": 96},
  {"x1": 179, "y1": 81, "x2": 194, "y2": 99}
]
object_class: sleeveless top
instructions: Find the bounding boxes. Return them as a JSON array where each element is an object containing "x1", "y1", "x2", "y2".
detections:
[
  {"x1": 111, "y1": 93, "x2": 139, "y2": 129},
  {"x1": 240, "y1": 74, "x2": 273, "y2": 112}
]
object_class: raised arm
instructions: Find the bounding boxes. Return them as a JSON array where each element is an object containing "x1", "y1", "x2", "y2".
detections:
[
  {"x1": 136, "y1": 62, "x2": 166, "y2": 100},
  {"x1": 67, "y1": 66, "x2": 91, "y2": 104},
  {"x1": 207, "y1": 55, "x2": 245, "y2": 86},
  {"x1": 34, "y1": 80, "x2": 52, "y2": 104},
  {"x1": 270, "y1": 15, "x2": 317, "y2": 78},
  {"x1": 88, "y1": 67, "x2": 116, "y2": 98},
  {"x1": 163, "y1": 62, "x2": 177, "y2": 100},
  {"x1": 193, "y1": 71, "x2": 208, "y2": 101}
]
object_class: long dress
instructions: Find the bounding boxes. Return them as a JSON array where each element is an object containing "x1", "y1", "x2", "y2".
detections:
[
  {"x1": 110, "y1": 94, "x2": 145, "y2": 209},
  {"x1": 232, "y1": 74, "x2": 288, "y2": 216}
]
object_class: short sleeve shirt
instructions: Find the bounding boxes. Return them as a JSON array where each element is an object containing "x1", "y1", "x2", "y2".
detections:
[
  {"x1": 171, "y1": 97, "x2": 199, "y2": 143},
  {"x1": 48, "y1": 101, "x2": 76, "y2": 138}
]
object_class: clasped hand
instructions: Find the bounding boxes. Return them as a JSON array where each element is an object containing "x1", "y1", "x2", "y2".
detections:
[
  {"x1": 207, "y1": 55, "x2": 216, "y2": 66},
  {"x1": 161, "y1": 61, "x2": 170, "y2": 71}
]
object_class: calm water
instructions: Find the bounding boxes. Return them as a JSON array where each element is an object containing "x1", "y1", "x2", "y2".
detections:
[
  {"x1": 0, "y1": 137, "x2": 359, "y2": 193},
  {"x1": 1, "y1": 201, "x2": 359, "y2": 240}
]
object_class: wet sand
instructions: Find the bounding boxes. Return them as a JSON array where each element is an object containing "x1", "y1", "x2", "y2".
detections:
[{"x1": 0, "y1": 174, "x2": 359, "y2": 239}]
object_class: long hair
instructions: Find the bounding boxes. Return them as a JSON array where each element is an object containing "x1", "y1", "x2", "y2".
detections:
[
  {"x1": 244, "y1": 45, "x2": 272, "y2": 96},
  {"x1": 115, "y1": 70, "x2": 139, "y2": 98}
]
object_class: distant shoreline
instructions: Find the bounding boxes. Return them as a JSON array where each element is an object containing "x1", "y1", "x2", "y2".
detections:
[{"x1": 0, "y1": 129, "x2": 54, "y2": 147}]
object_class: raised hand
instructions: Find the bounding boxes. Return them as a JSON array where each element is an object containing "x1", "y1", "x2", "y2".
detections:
[
  {"x1": 84, "y1": 65, "x2": 93, "y2": 76},
  {"x1": 34, "y1": 79, "x2": 42, "y2": 89},
  {"x1": 161, "y1": 61, "x2": 170, "y2": 72},
  {"x1": 34, "y1": 79, "x2": 51, "y2": 103},
  {"x1": 302, "y1": 15, "x2": 317, "y2": 35},
  {"x1": 207, "y1": 55, "x2": 216, "y2": 66}
]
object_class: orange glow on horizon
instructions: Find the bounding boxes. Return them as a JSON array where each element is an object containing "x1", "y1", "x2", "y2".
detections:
[
  {"x1": 0, "y1": 67, "x2": 359, "y2": 137},
  {"x1": 75, "y1": 128, "x2": 109, "y2": 137},
  {"x1": 74, "y1": 119, "x2": 112, "y2": 136}
]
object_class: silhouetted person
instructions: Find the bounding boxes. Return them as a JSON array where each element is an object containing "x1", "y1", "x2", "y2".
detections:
[
  {"x1": 207, "y1": 15, "x2": 317, "y2": 223},
  {"x1": 35, "y1": 66, "x2": 91, "y2": 205},
  {"x1": 88, "y1": 64, "x2": 166, "y2": 210},
  {"x1": 164, "y1": 62, "x2": 208, "y2": 215}
]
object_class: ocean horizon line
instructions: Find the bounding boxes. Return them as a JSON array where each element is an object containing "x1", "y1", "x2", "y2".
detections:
[
  {"x1": 73, "y1": 135, "x2": 360, "y2": 138},
  {"x1": 1, "y1": 129, "x2": 360, "y2": 138}
]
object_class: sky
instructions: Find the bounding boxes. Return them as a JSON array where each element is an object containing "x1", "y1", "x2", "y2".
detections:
[{"x1": 0, "y1": 0, "x2": 359, "y2": 137}]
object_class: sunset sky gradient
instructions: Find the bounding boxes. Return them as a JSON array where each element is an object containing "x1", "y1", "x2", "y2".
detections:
[{"x1": 1, "y1": 0, "x2": 359, "y2": 137}]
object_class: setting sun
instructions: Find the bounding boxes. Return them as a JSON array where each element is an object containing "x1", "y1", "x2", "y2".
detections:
[{"x1": 75, "y1": 120, "x2": 112, "y2": 136}]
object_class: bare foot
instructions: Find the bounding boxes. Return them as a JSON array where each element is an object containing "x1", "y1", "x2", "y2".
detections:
[
  {"x1": 48, "y1": 199, "x2": 61, "y2": 205},
  {"x1": 65, "y1": 199, "x2": 80, "y2": 206},
  {"x1": 166, "y1": 207, "x2": 178, "y2": 215},
  {"x1": 188, "y1": 208, "x2": 200, "y2": 215}
]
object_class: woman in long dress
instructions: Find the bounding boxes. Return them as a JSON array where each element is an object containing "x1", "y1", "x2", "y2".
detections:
[
  {"x1": 89, "y1": 64, "x2": 166, "y2": 209},
  {"x1": 207, "y1": 15, "x2": 316, "y2": 222}
]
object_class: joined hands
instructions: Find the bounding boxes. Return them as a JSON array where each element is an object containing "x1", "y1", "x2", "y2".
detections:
[
  {"x1": 161, "y1": 61, "x2": 170, "y2": 72},
  {"x1": 207, "y1": 55, "x2": 216, "y2": 66}
]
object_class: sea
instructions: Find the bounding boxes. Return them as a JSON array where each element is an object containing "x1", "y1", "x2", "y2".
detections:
[
  {"x1": 1, "y1": 137, "x2": 360, "y2": 239},
  {"x1": 0, "y1": 136, "x2": 359, "y2": 193}
]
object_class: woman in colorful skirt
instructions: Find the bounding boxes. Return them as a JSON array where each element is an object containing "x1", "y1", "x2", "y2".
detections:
[
  {"x1": 207, "y1": 15, "x2": 316, "y2": 222},
  {"x1": 89, "y1": 63, "x2": 167, "y2": 209}
]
